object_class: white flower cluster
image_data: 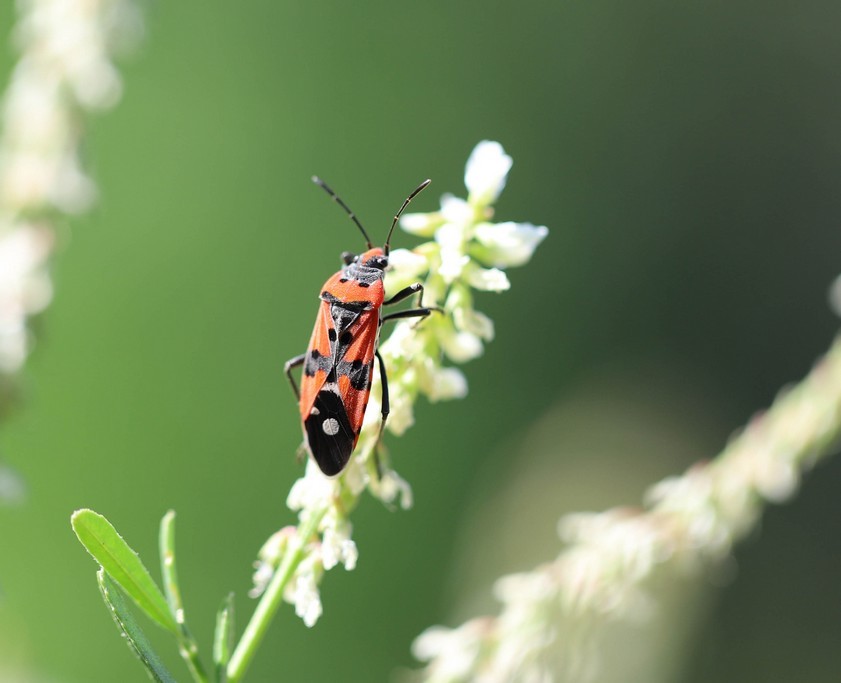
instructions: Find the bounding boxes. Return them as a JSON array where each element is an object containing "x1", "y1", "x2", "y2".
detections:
[
  {"x1": 251, "y1": 141, "x2": 548, "y2": 626},
  {"x1": 413, "y1": 338, "x2": 841, "y2": 682},
  {"x1": 0, "y1": 0, "x2": 141, "y2": 377}
]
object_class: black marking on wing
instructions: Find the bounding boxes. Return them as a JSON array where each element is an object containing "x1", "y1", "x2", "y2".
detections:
[
  {"x1": 305, "y1": 303, "x2": 373, "y2": 395},
  {"x1": 305, "y1": 349, "x2": 333, "y2": 377},
  {"x1": 328, "y1": 302, "x2": 366, "y2": 367},
  {"x1": 345, "y1": 359, "x2": 373, "y2": 391},
  {"x1": 320, "y1": 290, "x2": 372, "y2": 312},
  {"x1": 305, "y1": 387, "x2": 355, "y2": 476},
  {"x1": 330, "y1": 305, "x2": 361, "y2": 345}
]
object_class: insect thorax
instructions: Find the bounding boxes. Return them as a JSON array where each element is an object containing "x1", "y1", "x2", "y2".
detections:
[{"x1": 342, "y1": 261, "x2": 386, "y2": 287}]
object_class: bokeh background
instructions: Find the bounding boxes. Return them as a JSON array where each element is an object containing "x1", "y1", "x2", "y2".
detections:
[{"x1": 2, "y1": 0, "x2": 841, "y2": 681}]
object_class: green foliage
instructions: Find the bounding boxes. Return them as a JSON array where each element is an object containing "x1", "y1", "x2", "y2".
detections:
[
  {"x1": 71, "y1": 506, "x2": 326, "y2": 682},
  {"x1": 74, "y1": 509, "x2": 214, "y2": 682},
  {"x1": 213, "y1": 594, "x2": 235, "y2": 683},
  {"x1": 97, "y1": 570, "x2": 177, "y2": 683},
  {"x1": 72, "y1": 509, "x2": 176, "y2": 633}
]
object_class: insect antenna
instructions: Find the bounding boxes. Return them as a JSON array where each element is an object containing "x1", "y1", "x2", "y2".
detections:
[
  {"x1": 383, "y1": 178, "x2": 431, "y2": 255},
  {"x1": 312, "y1": 176, "x2": 373, "y2": 249}
]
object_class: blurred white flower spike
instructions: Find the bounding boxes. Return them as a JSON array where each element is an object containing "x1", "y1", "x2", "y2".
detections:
[
  {"x1": 0, "y1": 227, "x2": 53, "y2": 373},
  {"x1": 0, "y1": 0, "x2": 142, "y2": 493},
  {"x1": 254, "y1": 141, "x2": 548, "y2": 627},
  {"x1": 0, "y1": 0, "x2": 142, "y2": 385},
  {"x1": 412, "y1": 322, "x2": 841, "y2": 683}
]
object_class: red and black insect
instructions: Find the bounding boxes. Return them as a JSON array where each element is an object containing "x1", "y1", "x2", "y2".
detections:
[{"x1": 285, "y1": 177, "x2": 433, "y2": 476}]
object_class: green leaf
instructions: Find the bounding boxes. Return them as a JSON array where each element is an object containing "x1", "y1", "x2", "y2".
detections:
[
  {"x1": 213, "y1": 593, "x2": 235, "y2": 683},
  {"x1": 159, "y1": 510, "x2": 210, "y2": 683},
  {"x1": 98, "y1": 570, "x2": 178, "y2": 683},
  {"x1": 72, "y1": 509, "x2": 177, "y2": 633},
  {"x1": 159, "y1": 510, "x2": 184, "y2": 624}
]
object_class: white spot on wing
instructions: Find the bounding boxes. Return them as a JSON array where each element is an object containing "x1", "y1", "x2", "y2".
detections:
[{"x1": 322, "y1": 418, "x2": 340, "y2": 436}]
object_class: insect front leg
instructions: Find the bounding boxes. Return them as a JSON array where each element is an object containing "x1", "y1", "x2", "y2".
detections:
[
  {"x1": 284, "y1": 353, "x2": 306, "y2": 400},
  {"x1": 381, "y1": 282, "x2": 442, "y2": 324},
  {"x1": 381, "y1": 308, "x2": 434, "y2": 324},
  {"x1": 383, "y1": 282, "x2": 425, "y2": 307}
]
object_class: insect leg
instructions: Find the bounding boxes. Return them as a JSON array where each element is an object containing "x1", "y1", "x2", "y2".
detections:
[
  {"x1": 367, "y1": 349, "x2": 392, "y2": 480},
  {"x1": 382, "y1": 282, "x2": 442, "y2": 324},
  {"x1": 381, "y1": 308, "x2": 434, "y2": 324},
  {"x1": 284, "y1": 353, "x2": 306, "y2": 400},
  {"x1": 376, "y1": 349, "x2": 390, "y2": 430},
  {"x1": 383, "y1": 283, "x2": 424, "y2": 307}
]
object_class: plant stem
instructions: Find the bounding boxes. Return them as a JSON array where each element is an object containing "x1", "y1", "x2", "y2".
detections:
[{"x1": 227, "y1": 508, "x2": 327, "y2": 682}]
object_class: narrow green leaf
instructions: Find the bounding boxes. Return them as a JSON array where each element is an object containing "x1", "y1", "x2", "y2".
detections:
[
  {"x1": 97, "y1": 570, "x2": 178, "y2": 683},
  {"x1": 72, "y1": 509, "x2": 177, "y2": 633},
  {"x1": 159, "y1": 510, "x2": 181, "y2": 619},
  {"x1": 213, "y1": 593, "x2": 235, "y2": 683},
  {"x1": 159, "y1": 510, "x2": 210, "y2": 683}
]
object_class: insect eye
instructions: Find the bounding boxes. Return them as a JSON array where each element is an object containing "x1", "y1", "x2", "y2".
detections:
[
  {"x1": 369, "y1": 256, "x2": 387, "y2": 269},
  {"x1": 341, "y1": 251, "x2": 356, "y2": 265}
]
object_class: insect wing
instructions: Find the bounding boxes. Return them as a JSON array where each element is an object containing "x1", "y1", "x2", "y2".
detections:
[
  {"x1": 304, "y1": 383, "x2": 356, "y2": 476},
  {"x1": 335, "y1": 307, "x2": 379, "y2": 436},
  {"x1": 298, "y1": 301, "x2": 333, "y2": 421},
  {"x1": 299, "y1": 302, "x2": 378, "y2": 476}
]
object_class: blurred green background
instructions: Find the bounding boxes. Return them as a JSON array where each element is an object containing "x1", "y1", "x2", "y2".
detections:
[{"x1": 2, "y1": 0, "x2": 841, "y2": 681}]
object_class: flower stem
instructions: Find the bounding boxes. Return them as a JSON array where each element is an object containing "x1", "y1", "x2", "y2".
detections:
[{"x1": 227, "y1": 507, "x2": 327, "y2": 682}]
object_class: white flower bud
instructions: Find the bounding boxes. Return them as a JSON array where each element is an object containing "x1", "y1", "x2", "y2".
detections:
[
  {"x1": 464, "y1": 262, "x2": 511, "y2": 292},
  {"x1": 464, "y1": 140, "x2": 512, "y2": 207},
  {"x1": 439, "y1": 194, "x2": 474, "y2": 224},
  {"x1": 290, "y1": 558, "x2": 323, "y2": 628},
  {"x1": 473, "y1": 221, "x2": 548, "y2": 268},
  {"x1": 287, "y1": 461, "x2": 339, "y2": 511},
  {"x1": 377, "y1": 470, "x2": 413, "y2": 509},
  {"x1": 438, "y1": 250, "x2": 470, "y2": 284},
  {"x1": 422, "y1": 365, "x2": 468, "y2": 401},
  {"x1": 400, "y1": 211, "x2": 443, "y2": 237},
  {"x1": 453, "y1": 306, "x2": 495, "y2": 341},
  {"x1": 385, "y1": 384, "x2": 416, "y2": 435},
  {"x1": 250, "y1": 527, "x2": 296, "y2": 597},
  {"x1": 322, "y1": 521, "x2": 358, "y2": 571},
  {"x1": 439, "y1": 324, "x2": 484, "y2": 363}
]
